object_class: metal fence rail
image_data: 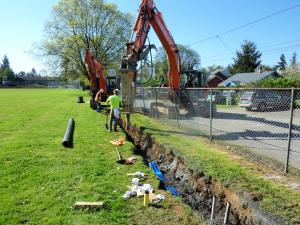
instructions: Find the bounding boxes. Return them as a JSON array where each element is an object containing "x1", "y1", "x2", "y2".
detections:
[{"x1": 133, "y1": 87, "x2": 300, "y2": 173}]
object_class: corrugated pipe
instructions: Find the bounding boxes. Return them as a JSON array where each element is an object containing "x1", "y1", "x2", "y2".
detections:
[{"x1": 62, "y1": 118, "x2": 75, "y2": 148}]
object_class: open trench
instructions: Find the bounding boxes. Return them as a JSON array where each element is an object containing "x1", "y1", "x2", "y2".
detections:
[{"x1": 123, "y1": 124, "x2": 287, "y2": 225}]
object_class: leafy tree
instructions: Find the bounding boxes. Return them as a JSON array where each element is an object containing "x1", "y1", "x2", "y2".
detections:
[
  {"x1": 154, "y1": 44, "x2": 200, "y2": 84},
  {"x1": 276, "y1": 54, "x2": 287, "y2": 71},
  {"x1": 17, "y1": 71, "x2": 26, "y2": 77},
  {"x1": 247, "y1": 75, "x2": 300, "y2": 88},
  {"x1": 230, "y1": 40, "x2": 262, "y2": 74},
  {"x1": 0, "y1": 55, "x2": 15, "y2": 81},
  {"x1": 38, "y1": 0, "x2": 133, "y2": 80}
]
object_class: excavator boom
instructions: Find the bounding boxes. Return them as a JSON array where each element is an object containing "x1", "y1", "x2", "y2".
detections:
[
  {"x1": 85, "y1": 49, "x2": 107, "y2": 93},
  {"x1": 122, "y1": 0, "x2": 180, "y2": 90}
]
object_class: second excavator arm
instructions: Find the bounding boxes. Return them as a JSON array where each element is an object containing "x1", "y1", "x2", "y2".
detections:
[{"x1": 85, "y1": 49, "x2": 107, "y2": 93}]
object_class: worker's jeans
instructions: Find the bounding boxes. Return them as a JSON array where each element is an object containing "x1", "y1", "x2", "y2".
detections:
[
  {"x1": 96, "y1": 102, "x2": 101, "y2": 112},
  {"x1": 109, "y1": 109, "x2": 118, "y2": 131}
]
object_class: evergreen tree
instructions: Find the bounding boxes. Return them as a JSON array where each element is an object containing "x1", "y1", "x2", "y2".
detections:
[
  {"x1": 0, "y1": 55, "x2": 10, "y2": 70},
  {"x1": 31, "y1": 68, "x2": 37, "y2": 77},
  {"x1": 230, "y1": 40, "x2": 262, "y2": 74},
  {"x1": 0, "y1": 55, "x2": 14, "y2": 81},
  {"x1": 277, "y1": 54, "x2": 287, "y2": 71},
  {"x1": 290, "y1": 52, "x2": 297, "y2": 67}
]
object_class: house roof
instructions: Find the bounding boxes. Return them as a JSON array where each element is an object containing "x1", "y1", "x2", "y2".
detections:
[
  {"x1": 207, "y1": 68, "x2": 231, "y2": 82},
  {"x1": 218, "y1": 71, "x2": 276, "y2": 86}
]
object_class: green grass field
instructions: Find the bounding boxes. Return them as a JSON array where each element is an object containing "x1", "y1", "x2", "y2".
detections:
[{"x1": 0, "y1": 89, "x2": 201, "y2": 225}]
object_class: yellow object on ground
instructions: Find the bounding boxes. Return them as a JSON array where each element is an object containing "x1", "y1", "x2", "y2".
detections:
[{"x1": 110, "y1": 138, "x2": 126, "y2": 146}]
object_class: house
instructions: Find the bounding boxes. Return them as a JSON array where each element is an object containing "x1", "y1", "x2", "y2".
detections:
[
  {"x1": 206, "y1": 68, "x2": 231, "y2": 87},
  {"x1": 218, "y1": 71, "x2": 279, "y2": 87}
]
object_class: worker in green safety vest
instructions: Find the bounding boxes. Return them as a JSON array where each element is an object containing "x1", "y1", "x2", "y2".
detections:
[{"x1": 106, "y1": 89, "x2": 122, "y2": 132}]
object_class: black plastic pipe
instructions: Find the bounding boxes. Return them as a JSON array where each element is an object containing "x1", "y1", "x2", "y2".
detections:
[{"x1": 62, "y1": 118, "x2": 75, "y2": 148}]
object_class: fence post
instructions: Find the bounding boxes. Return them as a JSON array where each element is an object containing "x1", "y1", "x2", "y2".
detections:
[
  {"x1": 223, "y1": 202, "x2": 231, "y2": 224},
  {"x1": 155, "y1": 87, "x2": 158, "y2": 119},
  {"x1": 285, "y1": 88, "x2": 295, "y2": 173},
  {"x1": 210, "y1": 195, "x2": 216, "y2": 220},
  {"x1": 209, "y1": 89, "x2": 213, "y2": 142},
  {"x1": 174, "y1": 90, "x2": 180, "y2": 128},
  {"x1": 142, "y1": 88, "x2": 146, "y2": 114}
]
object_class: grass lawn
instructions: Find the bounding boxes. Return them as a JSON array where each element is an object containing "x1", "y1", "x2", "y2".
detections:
[
  {"x1": 131, "y1": 114, "x2": 300, "y2": 224},
  {"x1": 0, "y1": 89, "x2": 201, "y2": 225}
]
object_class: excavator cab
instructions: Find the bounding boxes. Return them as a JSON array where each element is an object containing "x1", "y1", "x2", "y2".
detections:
[
  {"x1": 106, "y1": 76, "x2": 120, "y2": 96},
  {"x1": 182, "y1": 70, "x2": 204, "y2": 88}
]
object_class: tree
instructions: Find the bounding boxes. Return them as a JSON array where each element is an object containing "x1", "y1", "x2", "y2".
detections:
[
  {"x1": 283, "y1": 52, "x2": 299, "y2": 76},
  {"x1": 276, "y1": 54, "x2": 287, "y2": 71},
  {"x1": 31, "y1": 68, "x2": 37, "y2": 77},
  {"x1": 17, "y1": 71, "x2": 26, "y2": 77},
  {"x1": 207, "y1": 65, "x2": 224, "y2": 73},
  {"x1": 38, "y1": 0, "x2": 133, "y2": 80},
  {"x1": 290, "y1": 52, "x2": 297, "y2": 67},
  {"x1": 230, "y1": 40, "x2": 262, "y2": 74},
  {"x1": 154, "y1": 44, "x2": 201, "y2": 83},
  {"x1": 0, "y1": 55, "x2": 10, "y2": 70},
  {"x1": 259, "y1": 64, "x2": 273, "y2": 72},
  {"x1": 177, "y1": 45, "x2": 201, "y2": 72},
  {"x1": 0, "y1": 55, "x2": 14, "y2": 81},
  {"x1": 247, "y1": 76, "x2": 300, "y2": 88}
]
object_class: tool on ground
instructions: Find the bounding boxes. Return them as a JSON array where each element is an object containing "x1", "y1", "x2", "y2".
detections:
[
  {"x1": 143, "y1": 190, "x2": 150, "y2": 206},
  {"x1": 110, "y1": 138, "x2": 126, "y2": 146},
  {"x1": 115, "y1": 147, "x2": 126, "y2": 164},
  {"x1": 127, "y1": 171, "x2": 147, "y2": 177},
  {"x1": 149, "y1": 161, "x2": 179, "y2": 196}
]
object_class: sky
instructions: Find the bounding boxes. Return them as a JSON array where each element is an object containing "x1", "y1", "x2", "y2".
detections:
[{"x1": 0, "y1": 0, "x2": 300, "y2": 75}]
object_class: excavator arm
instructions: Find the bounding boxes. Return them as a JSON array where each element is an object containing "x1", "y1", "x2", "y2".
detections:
[
  {"x1": 85, "y1": 49, "x2": 97, "y2": 92},
  {"x1": 122, "y1": 0, "x2": 180, "y2": 90},
  {"x1": 85, "y1": 49, "x2": 107, "y2": 93}
]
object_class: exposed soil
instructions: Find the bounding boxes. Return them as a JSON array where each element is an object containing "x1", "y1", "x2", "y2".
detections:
[{"x1": 123, "y1": 124, "x2": 288, "y2": 225}]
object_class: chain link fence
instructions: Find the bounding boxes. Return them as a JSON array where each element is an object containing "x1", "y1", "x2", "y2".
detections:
[{"x1": 133, "y1": 87, "x2": 300, "y2": 173}]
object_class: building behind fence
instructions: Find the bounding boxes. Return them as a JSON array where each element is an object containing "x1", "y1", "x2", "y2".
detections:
[{"x1": 133, "y1": 87, "x2": 300, "y2": 173}]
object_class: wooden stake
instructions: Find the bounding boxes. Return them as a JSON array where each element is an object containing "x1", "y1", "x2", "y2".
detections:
[{"x1": 74, "y1": 201, "x2": 104, "y2": 210}]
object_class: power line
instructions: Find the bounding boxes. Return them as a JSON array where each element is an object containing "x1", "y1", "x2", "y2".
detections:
[
  {"x1": 204, "y1": 39, "x2": 300, "y2": 60},
  {"x1": 188, "y1": 4, "x2": 300, "y2": 46},
  {"x1": 202, "y1": 44, "x2": 300, "y2": 64},
  {"x1": 216, "y1": 36, "x2": 234, "y2": 54},
  {"x1": 260, "y1": 39, "x2": 300, "y2": 49}
]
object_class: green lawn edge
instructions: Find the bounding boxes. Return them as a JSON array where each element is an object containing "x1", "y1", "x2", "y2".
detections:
[{"x1": 131, "y1": 114, "x2": 300, "y2": 224}]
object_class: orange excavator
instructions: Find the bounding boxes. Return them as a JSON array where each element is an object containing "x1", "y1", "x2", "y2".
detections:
[
  {"x1": 121, "y1": 0, "x2": 180, "y2": 91},
  {"x1": 85, "y1": 49, "x2": 119, "y2": 109},
  {"x1": 121, "y1": 0, "x2": 211, "y2": 118}
]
